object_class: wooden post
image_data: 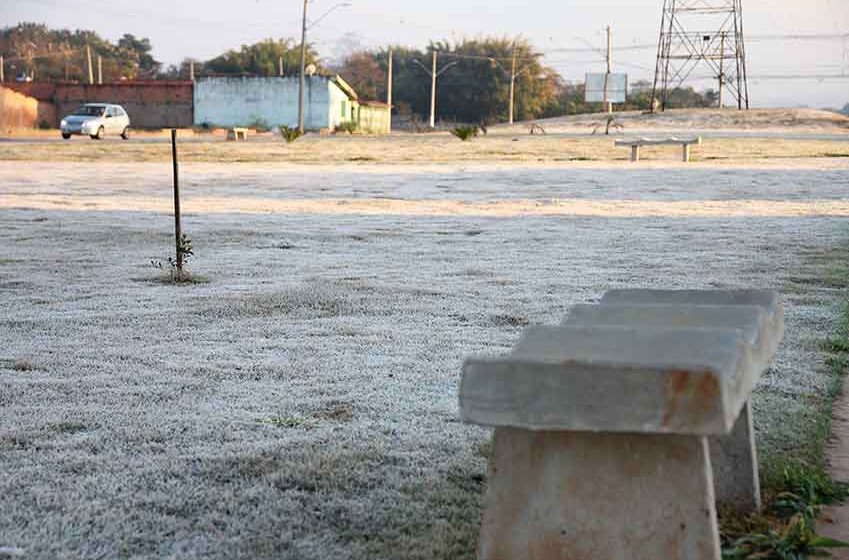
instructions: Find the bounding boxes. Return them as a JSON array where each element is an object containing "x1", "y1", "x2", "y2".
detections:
[
  {"x1": 606, "y1": 25, "x2": 614, "y2": 115},
  {"x1": 171, "y1": 130, "x2": 183, "y2": 277},
  {"x1": 86, "y1": 45, "x2": 94, "y2": 84},
  {"x1": 97, "y1": 55, "x2": 102, "y2": 84},
  {"x1": 387, "y1": 48, "x2": 393, "y2": 133},
  {"x1": 297, "y1": 0, "x2": 308, "y2": 133},
  {"x1": 508, "y1": 47, "x2": 516, "y2": 124}
]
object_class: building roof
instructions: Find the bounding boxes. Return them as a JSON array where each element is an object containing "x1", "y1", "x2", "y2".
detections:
[{"x1": 331, "y1": 75, "x2": 358, "y2": 101}]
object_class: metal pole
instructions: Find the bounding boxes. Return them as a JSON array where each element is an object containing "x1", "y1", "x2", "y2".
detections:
[
  {"x1": 718, "y1": 32, "x2": 726, "y2": 109},
  {"x1": 429, "y1": 51, "x2": 437, "y2": 128},
  {"x1": 387, "y1": 48, "x2": 393, "y2": 133},
  {"x1": 606, "y1": 25, "x2": 613, "y2": 114},
  {"x1": 97, "y1": 55, "x2": 102, "y2": 84},
  {"x1": 171, "y1": 130, "x2": 183, "y2": 276},
  {"x1": 86, "y1": 45, "x2": 94, "y2": 84},
  {"x1": 297, "y1": 0, "x2": 308, "y2": 133},
  {"x1": 508, "y1": 47, "x2": 516, "y2": 124}
]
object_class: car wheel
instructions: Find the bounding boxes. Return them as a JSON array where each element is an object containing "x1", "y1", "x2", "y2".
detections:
[
  {"x1": 121, "y1": 127, "x2": 130, "y2": 140},
  {"x1": 91, "y1": 126, "x2": 104, "y2": 140},
  {"x1": 61, "y1": 133, "x2": 71, "y2": 140}
]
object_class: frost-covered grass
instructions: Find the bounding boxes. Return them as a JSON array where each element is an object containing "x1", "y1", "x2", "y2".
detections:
[
  {"x1": 0, "y1": 133, "x2": 848, "y2": 166},
  {"x1": 1, "y1": 161, "x2": 848, "y2": 558}
]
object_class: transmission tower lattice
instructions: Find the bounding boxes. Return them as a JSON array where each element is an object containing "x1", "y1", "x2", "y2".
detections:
[{"x1": 652, "y1": 0, "x2": 750, "y2": 111}]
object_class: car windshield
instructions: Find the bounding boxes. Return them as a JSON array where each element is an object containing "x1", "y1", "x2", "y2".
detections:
[{"x1": 72, "y1": 106, "x2": 106, "y2": 116}]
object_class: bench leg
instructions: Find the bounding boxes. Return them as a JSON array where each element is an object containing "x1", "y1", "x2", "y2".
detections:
[
  {"x1": 631, "y1": 145, "x2": 640, "y2": 162},
  {"x1": 709, "y1": 400, "x2": 761, "y2": 514},
  {"x1": 479, "y1": 428, "x2": 721, "y2": 560},
  {"x1": 683, "y1": 144, "x2": 691, "y2": 163}
]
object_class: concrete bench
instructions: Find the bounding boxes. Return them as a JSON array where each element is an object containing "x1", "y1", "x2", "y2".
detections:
[
  {"x1": 226, "y1": 127, "x2": 249, "y2": 141},
  {"x1": 615, "y1": 136, "x2": 702, "y2": 162},
  {"x1": 459, "y1": 289, "x2": 783, "y2": 560}
]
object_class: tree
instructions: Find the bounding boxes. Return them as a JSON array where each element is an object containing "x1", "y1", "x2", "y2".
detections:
[
  {"x1": 337, "y1": 52, "x2": 385, "y2": 100},
  {"x1": 203, "y1": 38, "x2": 319, "y2": 77},
  {"x1": 0, "y1": 23, "x2": 160, "y2": 82},
  {"x1": 356, "y1": 38, "x2": 559, "y2": 124}
]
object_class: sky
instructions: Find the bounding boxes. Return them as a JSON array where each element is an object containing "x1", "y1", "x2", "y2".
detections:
[{"x1": 3, "y1": 0, "x2": 849, "y2": 108}]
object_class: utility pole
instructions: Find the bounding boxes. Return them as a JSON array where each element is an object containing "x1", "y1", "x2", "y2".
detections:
[
  {"x1": 386, "y1": 48, "x2": 393, "y2": 133},
  {"x1": 603, "y1": 25, "x2": 614, "y2": 114},
  {"x1": 508, "y1": 47, "x2": 517, "y2": 124},
  {"x1": 297, "y1": 0, "x2": 308, "y2": 133},
  {"x1": 718, "y1": 32, "x2": 727, "y2": 108},
  {"x1": 86, "y1": 45, "x2": 94, "y2": 84},
  {"x1": 430, "y1": 51, "x2": 437, "y2": 128},
  {"x1": 97, "y1": 55, "x2": 103, "y2": 84}
]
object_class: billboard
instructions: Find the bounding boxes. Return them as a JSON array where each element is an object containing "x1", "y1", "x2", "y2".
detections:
[{"x1": 585, "y1": 73, "x2": 628, "y2": 103}]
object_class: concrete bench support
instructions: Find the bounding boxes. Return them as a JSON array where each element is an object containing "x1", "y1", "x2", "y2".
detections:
[
  {"x1": 710, "y1": 401, "x2": 760, "y2": 513},
  {"x1": 481, "y1": 429, "x2": 719, "y2": 560},
  {"x1": 615, "y1": 137, "x2": 702, "y2": 162},
  {"x1": 460, "y1": 289, "x2": 783, "y2": 560}
]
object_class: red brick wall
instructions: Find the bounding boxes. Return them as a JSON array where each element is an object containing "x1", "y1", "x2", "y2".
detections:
[
  {"x1": 3, "y1": 81, "x2": 193, "y2": 128},
  {"x1": 0, "y1": 86, "x2": 39, "y2": 129}
]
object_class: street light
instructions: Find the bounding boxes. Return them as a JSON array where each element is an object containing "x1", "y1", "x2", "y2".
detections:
[
  {"x1": 488, "y1": 51, "x2": 539, "y2": 125},
  {"x1": 298, "y1": 1, "x2": 352, "y2": 133},
  {"x1": 412, "y1": 53, "x2": 459, "y2": 128}
]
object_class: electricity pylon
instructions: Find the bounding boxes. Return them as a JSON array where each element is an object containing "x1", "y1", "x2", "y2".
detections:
[{"x1": 652, "y1": 0, "x2": 750, "y2": 111}]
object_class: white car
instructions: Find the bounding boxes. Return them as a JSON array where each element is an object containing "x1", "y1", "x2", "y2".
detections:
[{"x1": 60, "y1": 104, "x2": 131, "y2": 140}]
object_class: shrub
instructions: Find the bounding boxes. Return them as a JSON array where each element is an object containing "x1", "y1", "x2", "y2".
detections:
[
  {"x1": 247, "y1": 117, "x2": 270, "y2": 133},
  {"x1": 335, "y1": 121, "x2": 358, "y2": 134},
  {"x1": 279, "y1": 126, "x2": 303, "y2": 143},
  {"x1": 37, "y1": 119, "x2": 52, "y2": 130},
  {"x1": 450, "y1": 126, "x2": 479, "y2": 141}
]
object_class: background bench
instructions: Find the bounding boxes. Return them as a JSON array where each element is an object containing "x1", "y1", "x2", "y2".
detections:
[{"x1": 615, "y1": 136, "x2": 703, "y2": 162}]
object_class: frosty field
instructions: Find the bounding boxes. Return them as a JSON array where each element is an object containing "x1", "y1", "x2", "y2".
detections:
[{"x1": 1, "y1": 143, "x2": 849, "y2": 558}]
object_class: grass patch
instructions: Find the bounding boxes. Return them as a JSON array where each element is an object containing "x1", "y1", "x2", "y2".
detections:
[{"x1": 721, "y1": 246, "x2": 849, "y2": 558}]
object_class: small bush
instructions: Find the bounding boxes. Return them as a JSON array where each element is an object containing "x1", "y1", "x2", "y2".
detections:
[
  {"x1": 450, "y1": 126, "x2": 479, "y2": 141},
  {"x1": 334, "y1": 121, "x2": 358, "y2": 134},
  {"x1": 247, "y1": 117, "x2": 270, "y2": 133},
  {"x1": 279, "y1": 126, "x2": 303, "y2": 143},
  {"x1": 12, "y1": 359, "x2": 35, "y2": 372},
  {"x1": 37, "y1": 119, "x2": 52, "y2": 130}
]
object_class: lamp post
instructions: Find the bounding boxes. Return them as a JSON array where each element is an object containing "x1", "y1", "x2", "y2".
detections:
[
  {"x1": 413, "y1": 53, "x2": 458, "y2": 128},
  {"x1": 298, "y1": 1, "x2": 351, "y2": 133},
  {"x1": 489, "y1": 47, "x2": 538, "y2": 125}
]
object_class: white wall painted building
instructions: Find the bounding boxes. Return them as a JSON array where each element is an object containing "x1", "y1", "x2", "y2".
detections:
[{"x1": 194, "y1": 76, "x2": 357, "y2": 130}]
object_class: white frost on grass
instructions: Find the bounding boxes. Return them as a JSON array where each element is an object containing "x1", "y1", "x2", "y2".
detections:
[{"x1": 0, "y1": 162, "x2": 846, "y2": 559}]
